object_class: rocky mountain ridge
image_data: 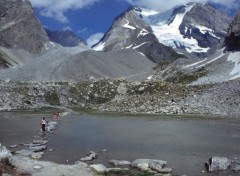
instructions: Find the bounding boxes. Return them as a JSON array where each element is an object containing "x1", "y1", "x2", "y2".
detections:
[
  {"x1": 45, "y1": 28, "x2": 87, "y2": 47},
  {"x1": 140, "y1": 3, "x2": 232, "y2": 58},
  {"x1": 93, "y1": 7, "x2": 183, "y2": 63}
]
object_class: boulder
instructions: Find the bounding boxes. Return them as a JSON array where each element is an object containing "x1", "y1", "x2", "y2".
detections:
[
  {"x1": 15, "y1": 149, "x2": 34, "y2": 156},
  {"x1": 0, "y1": 144, "x2": 12, "y2": 160},
  {"x1": 90, "y1": 164, "x2": 107, "y2": 173},
  {"x1": 132, "y1": 159, "x2": 167, "y2": 169},
  {"x1": 31, "y1": 152, "x2": 44, "y2": 159},
  {"x1": 109, "y1": 159, "x2": 131, "y2": 166},
  {"x1": 205, "y1": 156, "x2": 231, "y2": 172},
  {"x1": 232, "y1": 163, "x2": 240, "y2": 171}
]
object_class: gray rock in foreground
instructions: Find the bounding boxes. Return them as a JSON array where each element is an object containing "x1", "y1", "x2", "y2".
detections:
[
  {"x1": 132, "y1": 159, "x2": 167, "y2": 171},
  {"x1": 205, "y1": 156, "x2": 231, "y2": 172}
]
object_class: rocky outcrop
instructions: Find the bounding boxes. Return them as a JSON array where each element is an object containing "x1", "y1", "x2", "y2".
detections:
[
  {"x1": 94, "y1": 7, "x2": 182, "y2": 63},
  {"x1": 224, "y1": 12, "x2": 240, "y2": 51},
  {"x1": 0, "y1": 0, "x2": 49, "y2": 53},
  {"x1": 45, "y1": 28, "x2": 86, "y2": 47},
  {"x1": 0, "y1": 77, "x2": 240, "y2": 117}
]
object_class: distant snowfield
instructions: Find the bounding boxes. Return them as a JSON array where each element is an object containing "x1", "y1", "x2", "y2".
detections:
[
  {"x1": 228, "y1": 52, "x2": 240, "y2": 80},
  {"x1": 184, "y1": 50, "x2": 240, "y2": 85}
]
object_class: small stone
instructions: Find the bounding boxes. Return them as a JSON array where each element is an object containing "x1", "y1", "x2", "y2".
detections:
[
  {"x1": 47, "y1": 148, "x2": 53, "y2": 152},
  {"x1": 103, "y1": 149, "x2": 107, "y2": 152},
  {"x1": 33, "y1": 165, "x2": 42, "y2": 170},
  {"x1": 9, "y1": 145, "x2": 17, "y2": 148},
  {"x1": 232, "y1": 163, "x2": 240, "y2": 171},
  {"x1": 158, "y1": 168, "x2": 172, "y2": 174},
  {"x1": 31, "y1": 153, "x2": 43, "y2": 159}
]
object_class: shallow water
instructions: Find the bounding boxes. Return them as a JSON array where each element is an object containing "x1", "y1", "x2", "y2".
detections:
[{"x1": 0, "y1": 112, "x2": 240, "y2": 176}]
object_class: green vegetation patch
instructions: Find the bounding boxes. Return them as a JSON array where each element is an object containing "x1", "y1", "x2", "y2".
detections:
[
  {"x1": 44, "y1": 90, "x2": 60, "y2": 105},
  {"x1": 0, "y1": 51, "x2": 10, "y2": 68},
  {"x1": 166, "y1": 67, "x2": 208, "y2": 84}
]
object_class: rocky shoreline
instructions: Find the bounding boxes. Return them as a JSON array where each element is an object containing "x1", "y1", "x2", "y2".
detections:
[{"x1": 0, "y1": 78, "x2": 240, "y2": 118}]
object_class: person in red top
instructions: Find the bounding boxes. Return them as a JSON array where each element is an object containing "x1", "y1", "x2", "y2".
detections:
[
  {"x1": 53, "y1": 112, "x2": 60, "y2": 120},
  {"x1": 41, "y1": 117, "x2": 46, "y2": 132}
]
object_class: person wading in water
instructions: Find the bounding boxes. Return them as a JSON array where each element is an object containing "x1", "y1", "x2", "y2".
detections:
[{"x1": 41, "y1": 117, "x2": 46, "y2": 132}]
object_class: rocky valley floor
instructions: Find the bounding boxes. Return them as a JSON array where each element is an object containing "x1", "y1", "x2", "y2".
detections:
[{"x1": 0, "y1": 78, "x2": 240, "y2": 118}]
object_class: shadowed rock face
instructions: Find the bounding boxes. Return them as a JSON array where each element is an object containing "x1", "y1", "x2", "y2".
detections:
[
  {"x1": 94, "y1": 7, "x2": 182, "y2": 63},
  {"x1": 224, "y1": 12, "x2": 240, "y2": 52},
  {"x1": 45, "y1": 28, "x2": 87, "y2": 47},
  {"x1": 0, "y1": 0, "x2": 49, "y2": 53}
]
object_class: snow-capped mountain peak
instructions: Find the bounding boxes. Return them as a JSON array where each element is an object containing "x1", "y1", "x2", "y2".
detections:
[
  {"x1": 138, "y1": 3, "x2": 232, "y2": 58},
  {"x1": 93, "y1": 6, "x2": 182, "y2": 63}
]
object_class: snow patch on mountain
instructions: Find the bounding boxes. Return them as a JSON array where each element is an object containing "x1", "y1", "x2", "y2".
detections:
[
  {"x1": 137, "y1": 29, "x2": 149, "y2": 37},
  {"x1": 194, "y1": 24, "x2": 220, "y2": 39},
  {"x1": 133, "y1": 42, "x2": 149, "y2": 49},
  {"x1": 195, "y1": 52, "x2": 224, "y2": 68},
  {"x1": 123, "y1": 19, "x2": 136, "y2": 30},
  {"x1": 228, "y1": 52, "x2": 240, "y2": 80},
  {"x1": 93, "y1": 42, "x2": 105, "y2": 51}
]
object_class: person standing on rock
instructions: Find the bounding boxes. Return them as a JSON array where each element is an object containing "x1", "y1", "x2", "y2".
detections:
[{"x1": 41, "y1": 117, "x2": 46, "y2": 132}]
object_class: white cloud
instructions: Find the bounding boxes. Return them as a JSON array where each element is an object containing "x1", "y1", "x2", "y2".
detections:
[
  {"x1": 63, "y1": 26, "x2": 72, "y2": 31},
  {"x1": 77, "y1": 27, "x2": 88, "y2": 34},
  {"x1": 126, "y1": 0, "x2": 239, "y2": 12},
  {"x1": 86, "y1": 33, "x2": 104, "y2": 47},
  {"x1": 29, "y1": 0, "x2": 101, "y2": 23}
]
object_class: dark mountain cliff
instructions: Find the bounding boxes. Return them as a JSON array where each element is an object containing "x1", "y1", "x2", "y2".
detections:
[
  {"x1": 45, "y1": 28, "x2": 86, "y2": 47},
  {"x1": 224, "y1": 12, "x2": 240, "y2": 51},
  {"x1": 0, "y1": 0, "x2": 49, "y2": 53}
]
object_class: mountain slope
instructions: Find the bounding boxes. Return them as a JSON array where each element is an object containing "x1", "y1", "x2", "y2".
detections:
[
  {"x1": 0, "y1": 49, "x2": 155, "y2": 82},
  {"x1": 45, "y1": 28, "x2": 87, "y2": 47},
  {"x1": 93, "y1": 7, "x2": 182, "y2": 63},
  {"x1": 0, "y1": 0, "x2": 49, "y2": 53},
  {"x1": 144, "y1": 3, "x2": 232, "y2": 58},
  {"x1": 224, "y1": 12, "x2": 240, "y2": 52}
]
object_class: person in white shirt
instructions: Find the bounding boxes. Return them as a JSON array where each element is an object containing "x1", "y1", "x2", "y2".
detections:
[{"x1": 41, "y1": 117, "x2": 46, "y2": 132}]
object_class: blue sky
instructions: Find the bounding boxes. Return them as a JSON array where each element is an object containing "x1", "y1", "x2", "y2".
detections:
[{"x1": 30, "y1": 0, "x2": 240, "y2": 46}]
